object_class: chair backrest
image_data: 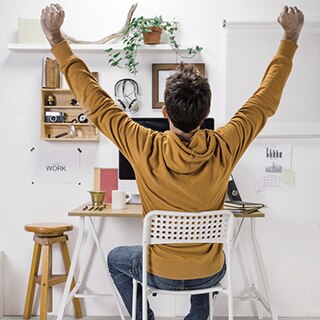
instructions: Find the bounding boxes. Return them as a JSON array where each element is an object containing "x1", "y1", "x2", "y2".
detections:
[{"x1": 143, "y1": 210, "x2": 234, "y2": 246}]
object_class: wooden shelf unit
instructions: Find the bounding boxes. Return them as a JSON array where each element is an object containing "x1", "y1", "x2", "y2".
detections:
[{"x1": 41, "y1": 88, "x2": 99, "y2": 141}]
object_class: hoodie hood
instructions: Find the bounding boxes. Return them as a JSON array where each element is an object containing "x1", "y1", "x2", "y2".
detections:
[{"x1": 162, "y1": 130, "x2": 217, "y2": 174}]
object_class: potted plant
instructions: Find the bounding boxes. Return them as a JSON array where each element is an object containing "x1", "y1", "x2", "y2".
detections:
[{"x1": 105, "y1": 15, "x2": 203, "y2": 74}]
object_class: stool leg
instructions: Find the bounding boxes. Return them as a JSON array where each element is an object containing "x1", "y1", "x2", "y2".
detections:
[
  {"x1": 23, "y1": 242, "x2": 42, "y2": 319},
  {"x1": 60, "y1": 241, "x2": 83, "y2": 318},
  {"x1": 47, "y1": 245, "x2": 53, "y2": 313},
  {"x1": 40, "y1": 245, "x2": 50, "y2": 320}
]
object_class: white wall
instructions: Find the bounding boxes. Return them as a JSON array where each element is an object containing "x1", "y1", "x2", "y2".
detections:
[{"x1": 0, "y1": 0, "x2": 319, "y2": 317}]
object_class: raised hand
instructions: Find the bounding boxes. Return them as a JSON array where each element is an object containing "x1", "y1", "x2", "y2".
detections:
[
  {"x1": 40, "y1": 3, "x2": 65, "y2": 46},
  {"x1": 278, "y1": 6, "x2": 304, "y2": 43}
]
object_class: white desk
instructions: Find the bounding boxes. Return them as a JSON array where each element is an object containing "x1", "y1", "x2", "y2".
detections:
[{"x1": 57, "y1": 203, "x2": 277, "y2": 320}]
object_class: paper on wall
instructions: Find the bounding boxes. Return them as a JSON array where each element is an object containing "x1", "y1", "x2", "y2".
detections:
[
  {"x1": 256, "y1": 144, "x2": 294, "y2": 192},
  {"x1": 31, "y1": 144, "x2": 81, "y2": 185}
]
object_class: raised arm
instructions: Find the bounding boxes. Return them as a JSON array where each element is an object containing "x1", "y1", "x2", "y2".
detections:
[
  {"x1": 215, "y1": 6, "x2": 304, "y2": 167},
  {"x1": 40, "y1": 4, "x2": 152, "y2": 164}
]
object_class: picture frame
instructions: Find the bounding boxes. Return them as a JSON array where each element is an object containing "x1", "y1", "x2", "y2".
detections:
[{"x1": 152, "y1": 63, "x2": 205, "y2": 109}]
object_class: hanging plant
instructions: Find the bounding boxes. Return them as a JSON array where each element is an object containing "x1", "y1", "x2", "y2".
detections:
[{"x1": 106, "y1": 15, "x2": 203, "y2": 74}]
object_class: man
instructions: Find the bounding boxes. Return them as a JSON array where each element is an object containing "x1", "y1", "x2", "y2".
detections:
[{"x1": 41, "y1": 4, "x2": 303, "y2": 320}]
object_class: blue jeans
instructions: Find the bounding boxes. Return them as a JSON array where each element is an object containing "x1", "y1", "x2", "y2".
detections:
[{"x1": 107, "y1": 245, "x2": 226, "y2": 320}]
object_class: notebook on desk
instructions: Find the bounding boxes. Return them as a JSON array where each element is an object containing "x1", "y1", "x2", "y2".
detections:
[
  {"x1": 224, "y1": 200, "x2": 265, "y2": 209},
  {"x1": 224, "y1": 174, "x2": 265, "y2": 213}
]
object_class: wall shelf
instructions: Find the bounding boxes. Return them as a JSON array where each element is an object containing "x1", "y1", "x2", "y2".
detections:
[
  {"x1": 41, "y1": 88, "x2": 99, "y2": 141},
  {"x1": 8, "y1": 43, "x2": 192, "y2": 53}
]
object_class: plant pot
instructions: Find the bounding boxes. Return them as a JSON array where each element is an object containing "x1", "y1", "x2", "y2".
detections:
[{"x1": 143, "y1": 26, "x2": 162, "y2": 44}]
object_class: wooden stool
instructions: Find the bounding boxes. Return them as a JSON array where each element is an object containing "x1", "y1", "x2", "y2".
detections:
[{"x1": 23, "y1": 223, "x2": 82, "y2": 320}]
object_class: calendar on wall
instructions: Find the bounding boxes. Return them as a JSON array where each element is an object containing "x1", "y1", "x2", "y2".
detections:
[{"x1": 256, "y1": 144, "x2": 294, "y2": 192}]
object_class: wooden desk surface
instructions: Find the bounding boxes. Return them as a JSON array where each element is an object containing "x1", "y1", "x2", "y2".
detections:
[
  {"x1": 69, "y1": 203, "x2": 265, "y2": 218},
  {"x1": 69, "y1": 203, "x2": 142, "y2": 217}
]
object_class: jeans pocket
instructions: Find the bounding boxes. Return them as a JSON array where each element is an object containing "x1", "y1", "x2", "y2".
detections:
[
  {"x1": 147, "y1": 273, "x2": 185, "y2": 291},
  {"x1": 184, "y1": 263, "x2": 227, "y2": 290}
]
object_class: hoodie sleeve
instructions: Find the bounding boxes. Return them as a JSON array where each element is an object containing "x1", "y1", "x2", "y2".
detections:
[
  {"x1": 51, "y1": 41, "x2": 152, "y2": 165},
  {"x1": 215, "y1": 39, "x2": 297, "y2": 165}
]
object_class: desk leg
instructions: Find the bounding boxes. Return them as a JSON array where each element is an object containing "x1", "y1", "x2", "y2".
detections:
[
  {"x1": 75, "y1": 218, "x2": 95, "y2": 289},
  {"x1": 250, "y1": 219, "x2": 278, "y2": 320},
  {"x1": 88, "y1": 217, "x2": 126, "y2": 320},
  {"x1": 231, "y1": 219, "x2": 263, "y2": 318},
  {"x1": 237, "y1": 239, "x2": 264, "y2": 319},
  {"x1": 226, "y1": 217, "x2": 277, "y2": 320},
  {"x1": 57, "y1": 217, "x2": 85, "y2": 320},
  {"x1": 231, "y1": 218, "x2": 245, "y2": 257}
]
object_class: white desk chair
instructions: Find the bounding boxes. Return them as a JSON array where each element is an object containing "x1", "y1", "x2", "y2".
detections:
[{"x1": 132, "y1": 210, "x2": 234, "y2": 320}]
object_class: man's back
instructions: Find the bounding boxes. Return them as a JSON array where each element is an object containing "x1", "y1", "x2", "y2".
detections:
[{"x1": 50, "y1": 38, "x2": 297, "y2": 279}]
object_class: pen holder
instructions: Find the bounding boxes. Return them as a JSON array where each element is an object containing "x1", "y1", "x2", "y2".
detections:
[{"x1": 88, "y1": 191, "x2": 106, "y2": 206}]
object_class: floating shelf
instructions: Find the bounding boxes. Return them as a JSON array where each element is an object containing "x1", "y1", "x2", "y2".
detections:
[{"x1": 8, "y1": 43, "x2": 193, "y2": 53}]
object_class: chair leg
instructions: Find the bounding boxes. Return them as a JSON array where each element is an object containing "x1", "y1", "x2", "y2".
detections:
[
  {"x1": 142, "y1": 284, "x2": 148, "y2": 320},
  {"x1": 23, "y1": 242, "x2": 42, "y2": 319},
  {"x1": 209, "y1": 292, "x2": 213, "y2": 320},
  {"x1": 211, "y1": 292, "x2": 218, "y2": 316},
  {"x1": 60, "y1": 241, "x2": 83, "y2": 318},
  {"x1": 132, "y1": 279, "x2": 137, "y2": 320},
  {"x1": 228, "y1": 292, "x2": 233, "y2": 320},
  {"x1": 40, "y1": 245, "x2": 50, "y2": 320}
]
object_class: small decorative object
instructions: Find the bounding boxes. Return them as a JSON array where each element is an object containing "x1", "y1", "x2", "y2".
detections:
[
  {"x1": 88, "y1": 191, "x2": 106, "y2": 206},
  {"x1": 78, "y1": 113, "x2": 88, "y2": 123},
  {"x1": 45, "y1": 111, "x2": 65, "y2": 123},
  {"x1": 70, "y1": 98, "x2": 79, "y2": 106},
  {"x1": 106, "y1": 16, "x2": 203, "y2": 74},
  {"x1": 114, "y1": 78, "x2": 140, "y2": 113},
  {"x1": 54, "y1": 124, "x2": 78, "y2": 139},
  {"x1": 46, "y1": 94, "x2": 56, "y2": 106},
  {"x1": 60, "y1": 4, "x2": 138, "y2": 44}
]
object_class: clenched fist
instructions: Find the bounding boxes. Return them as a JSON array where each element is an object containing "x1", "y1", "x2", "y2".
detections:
[
  {"x1": 278, "y1": 6, "x2": 304, "y2": 43},
  {"x1": 41, "y1": 3, "x2": 65, "y2": 46}
]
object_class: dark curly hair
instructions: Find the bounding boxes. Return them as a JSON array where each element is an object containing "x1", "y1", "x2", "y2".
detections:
[{"x1": 164, "y1": 63, "x2": 211, "y2": 133}]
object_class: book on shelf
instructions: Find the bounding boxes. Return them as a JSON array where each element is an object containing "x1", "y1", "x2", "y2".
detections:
[
  {"x1": 42, "y1": 57, "x2": 60, "y2": 88},
  {"x1": 224, "y1": 200, "x2": 265, "y2": 209}
]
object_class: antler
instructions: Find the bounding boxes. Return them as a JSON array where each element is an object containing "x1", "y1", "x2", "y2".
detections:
[{"x1": 61, "y1": 3, "x2": 138, "y2": 44}]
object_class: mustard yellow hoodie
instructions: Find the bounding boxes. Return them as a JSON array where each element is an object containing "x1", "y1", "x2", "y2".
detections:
[{"x1": 52, "y1": 39, "x2": 297, "y2": 279}]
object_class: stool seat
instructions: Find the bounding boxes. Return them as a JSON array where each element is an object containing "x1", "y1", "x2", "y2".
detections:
[{"x1": 25, "y1": 223, "x2": 73, "y2": 236}]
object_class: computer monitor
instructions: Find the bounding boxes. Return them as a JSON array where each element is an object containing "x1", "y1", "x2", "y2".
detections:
[{"x1": 118, "y1": 117, "x2": 214, "y2": 202}]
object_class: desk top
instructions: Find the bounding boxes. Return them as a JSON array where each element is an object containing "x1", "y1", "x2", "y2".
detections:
[
  {"x1": 69, "y1": 203, "x2": 142, "y2": 217},
  {"x1": 69, "y1": 203, "x2": 265, "y2": 218}
]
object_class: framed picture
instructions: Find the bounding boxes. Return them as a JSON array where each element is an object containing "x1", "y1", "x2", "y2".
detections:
[{"x1": 152, "y1": 63, "x2": 205, "y2": 109}]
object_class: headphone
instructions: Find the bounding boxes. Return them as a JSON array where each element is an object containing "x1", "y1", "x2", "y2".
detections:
[{"x1": 114, "y1": 78, "x2": 140, "y2": 113}]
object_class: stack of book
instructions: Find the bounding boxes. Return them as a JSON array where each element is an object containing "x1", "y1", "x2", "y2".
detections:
[{"x1": 224, "y1": 200, "x2": 265, "y2": 214}]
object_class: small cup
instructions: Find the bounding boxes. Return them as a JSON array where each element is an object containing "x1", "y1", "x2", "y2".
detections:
[
  {"x1": 111, "y1": 190, "x2": 132, "y2": 209},
  {"x1": 88, "y1": 191, "x2": 106, "y2": 206}
]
